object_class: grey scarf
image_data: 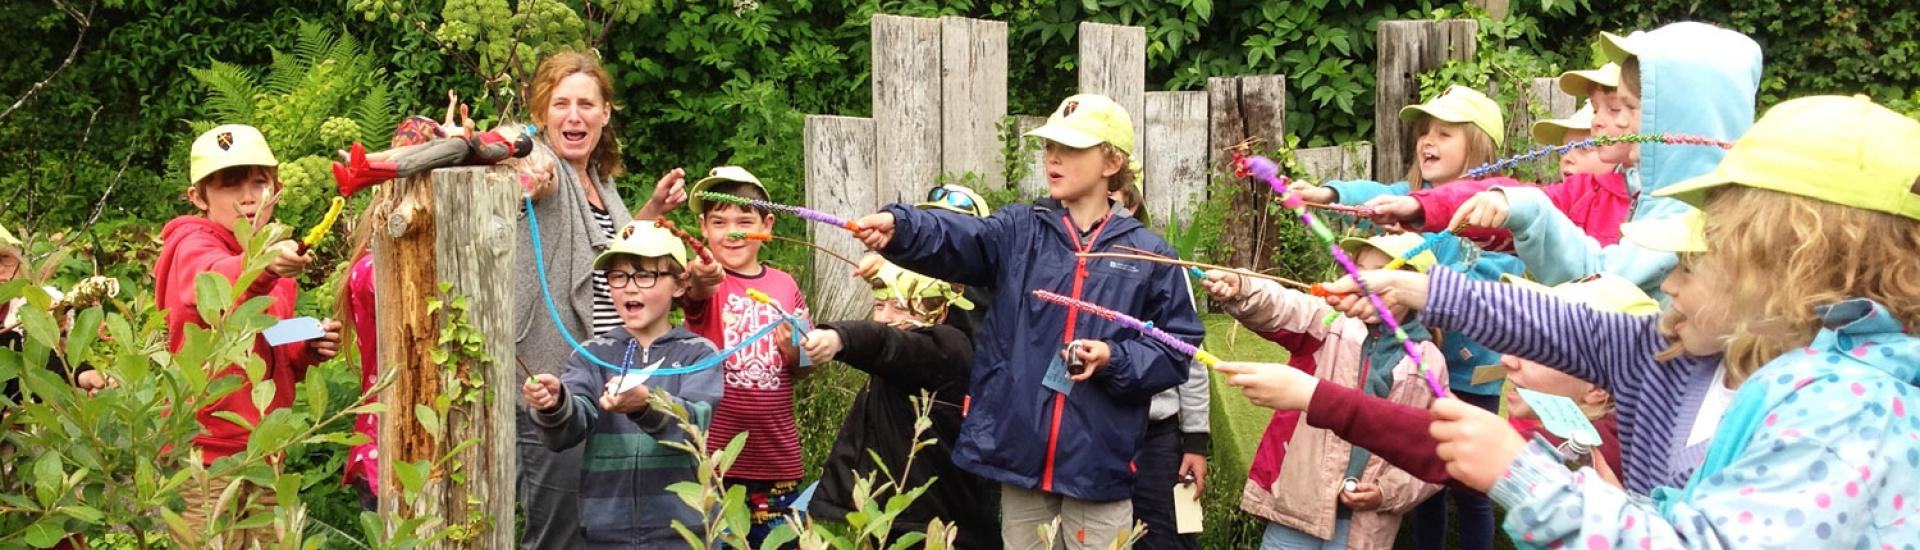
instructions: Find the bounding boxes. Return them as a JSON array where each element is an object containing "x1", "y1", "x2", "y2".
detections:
[{"x1": 510, "y1": 140, "x2": 633, "y2": 376}]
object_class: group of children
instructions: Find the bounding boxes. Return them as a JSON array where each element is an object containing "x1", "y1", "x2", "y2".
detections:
[{"x1": 12, "y1": 16, "x2": 1904, "y2": 550}]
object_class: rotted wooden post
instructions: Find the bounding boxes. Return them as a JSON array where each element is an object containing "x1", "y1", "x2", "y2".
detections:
[{"x1": 371, "y1": 165, "x2": 519, "y2": 548}]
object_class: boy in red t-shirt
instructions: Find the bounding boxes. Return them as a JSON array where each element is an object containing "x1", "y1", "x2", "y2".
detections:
[{"x1": 681, "y1": 166, "x2": 809, "y2": 548}]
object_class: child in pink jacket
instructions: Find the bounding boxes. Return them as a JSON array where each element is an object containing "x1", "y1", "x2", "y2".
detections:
[{"x1": 1205, "y1": 234, "x2": 1448, "y2": 549}]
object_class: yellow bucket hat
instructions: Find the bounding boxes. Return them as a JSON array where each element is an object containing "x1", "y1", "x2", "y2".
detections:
[
  {"x1": 866, "y1": 261, "x2": 973, "y2": 318},
  {"x1": 1557, "y1": 63, "x2": 1622, "y2": 97},
  {"x1": 688, "y1": 166, "x2": 772, "y2": 213},
  {"x1": 1619, "y1": 209, "x2": 1708, "y2": 253},
  {"x1": 1400, "y1": 85, "x2": 1506, "y2": 147},
  {"x1": 1502, "y1": 273, "x2": 1660, "y2": 315},
  {"x1": 1532, "y1": 102, "x2": 1596, "y2": 145},
  {"x1": 594, "y1": 221, "x2": 690, "y2": 270},
  {"x1": 1026, "y1": 94, "x2": 1136, "y2": 156},
  {"x1": 1655, "y1": 95, "x2": 1920, "y2": 221},
  {"x1": 1339, "y1": 233, "x2": 1437, "y2": 273},
  {"x1": 189, "y1": 124, "x2": 279, "y2": 186}
]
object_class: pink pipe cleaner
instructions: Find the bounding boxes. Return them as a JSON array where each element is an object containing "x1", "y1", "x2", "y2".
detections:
[{"x1": 1031, "y1": 290, "x2": 1219, "y2": 366}]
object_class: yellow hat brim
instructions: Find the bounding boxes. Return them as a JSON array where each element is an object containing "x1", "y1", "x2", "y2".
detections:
[{"x1": 1618, "y1": 211, "x2": 1708, "y2": 254}]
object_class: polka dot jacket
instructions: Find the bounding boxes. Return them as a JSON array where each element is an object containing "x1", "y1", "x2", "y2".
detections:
[{"x1": 1489, "y1": 298, "x2": 1919, "y2": 549}]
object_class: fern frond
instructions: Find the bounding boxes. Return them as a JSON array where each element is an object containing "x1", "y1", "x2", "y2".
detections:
[
  {"x1": 353, "y1": 82, "x2": 397, "y2": 144},
  {"x1": 263, "y1": 46, "x2": 306, "y2": 96},
  {"x1": 189, "y1": 61, "x2": 261, "y2": 122},
  {"x1": 292, "y1": 20, "x2": 334, "y2": 67}
]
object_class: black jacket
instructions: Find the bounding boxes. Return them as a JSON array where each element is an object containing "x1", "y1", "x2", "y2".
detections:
[{"x1": 809, "y1": 319, "x2": 1001, "y2": 550}]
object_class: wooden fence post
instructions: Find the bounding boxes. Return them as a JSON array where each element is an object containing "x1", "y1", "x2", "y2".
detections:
[
  {"x1": 940, "y1": 16, "x2": 1008, "y2": 190},
  {"x1": 1077, "y1": 22, "x2": 1147, "y2": 137},
  {"x1": 804, "y1": 115, "x2": 879, "y2": 324},
  {"x1": 1142, "y1": 91, "x2": 1209, "y2": 229},
  {"x1": 873, "y1": 15, "x2": 943, "y2": 205},
  {"x1": 1295, "y1": 142, "x2": 1375, "y2": 183},
  {"x1": 1374, "y1": 20, "x2": 1478, "y2": 182},
  {"x1": 1011, "y1": 115, "x2": 1049, "y2": 201},
  {"x1": 1207, "y1": 75, "x2": 1288, "y2": 273},
  {"x1": 372, "y1": 166, "x2": 519, "y2": 549}
]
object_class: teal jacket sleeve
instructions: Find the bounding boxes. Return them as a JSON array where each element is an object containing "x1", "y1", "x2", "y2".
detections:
[
  {"x1": 1504, "y1": 186, "x2": 1681, "y2": 294},
  {"x1": 1322, "y1": 180, "x2": 1411, "y2": 205}
]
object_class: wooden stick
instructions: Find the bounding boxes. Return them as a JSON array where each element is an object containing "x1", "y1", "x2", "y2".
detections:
[
  {"x1": 516, "y1": 356, "x2": 538, "y2": 382},
  {"x1": 769, "y1": 235, "x2": 860, "y2": 268},
  {"x1": 1076, "y1": 252, "x2": 1313, "y2": 290}
]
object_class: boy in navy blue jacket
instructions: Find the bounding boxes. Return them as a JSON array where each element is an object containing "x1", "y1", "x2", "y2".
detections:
[{"x1": 854, "y1": 94, "x2": 1205, "y2": 550}]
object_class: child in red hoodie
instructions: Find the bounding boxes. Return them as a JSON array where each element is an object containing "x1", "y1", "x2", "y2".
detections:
[{"x1": 153, "y1": 124, "x2": 341, "y2": 543}]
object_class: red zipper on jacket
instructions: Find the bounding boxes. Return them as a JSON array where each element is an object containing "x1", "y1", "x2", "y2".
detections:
[{"x1": 1042, "y1": 212, "x2": 1111, "y2": 493}]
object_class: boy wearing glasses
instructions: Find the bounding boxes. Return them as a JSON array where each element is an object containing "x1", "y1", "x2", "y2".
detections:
[{"x1": 522, "y1": 221, "x2": 724, "y2": 548}]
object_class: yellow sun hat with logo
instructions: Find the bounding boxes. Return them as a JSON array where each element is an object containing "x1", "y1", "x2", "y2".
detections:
[
  {"x1": 189, "y1": 124, "x2": 280, "y2": 186},
  {"x1": 1025, "y1": 94, "x2": 1135, "y2": 156},
  {"x1": 594, "y1": 221, "x2": 690, "y2": 270}
]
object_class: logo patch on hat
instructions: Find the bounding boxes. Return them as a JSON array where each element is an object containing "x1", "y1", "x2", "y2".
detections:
[
  {"x1": 216, "y1": 132, "x2": 235, "y2": 150},
  {"x1": 621, "y1": 224, "x2": 636, "y2": 239},
  {"x1": 1063, "y1": 101, "x2": 1080, "y2": 116}
]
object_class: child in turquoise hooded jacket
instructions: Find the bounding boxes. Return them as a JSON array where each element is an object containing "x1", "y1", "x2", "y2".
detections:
[{"x1": 1472, "y1": 22, "x2": 1762, "y2": 296}]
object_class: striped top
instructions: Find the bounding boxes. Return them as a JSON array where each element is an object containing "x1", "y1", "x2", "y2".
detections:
[
  {"x1": 1423, "y1": 267, "x2": 1723, "y2": 495},
  {"x1": 588, "y1": 206, "x2": 621, "y2": 336},
  {"x1": 684, "y1": 266, "x2": 811, "y2": 481}
]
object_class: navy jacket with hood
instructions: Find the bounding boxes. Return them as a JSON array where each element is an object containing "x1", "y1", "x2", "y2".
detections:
[{"x1": 879, "y1": 198, "x2": 1204, "y2": 502}]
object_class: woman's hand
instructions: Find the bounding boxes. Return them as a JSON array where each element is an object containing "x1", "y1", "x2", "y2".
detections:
[
  {"x1": 634, "y1": 168, "x2": 688, "y2": 220},
  {"x1": 516, "y1": 150, "x2": 558, "y2": 200}
]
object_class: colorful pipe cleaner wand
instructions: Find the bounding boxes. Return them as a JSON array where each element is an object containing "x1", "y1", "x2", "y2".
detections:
[
  {"x1": 1030, "y1": 289, "x2": 1219, "y2": 367},
  {"x1": 653, "y1": 219, "x2": 715, "y2": 265},
  {"x1": 697, "y1": 192, "x2": 862, "y2": 232},
  {"x1": 747, "y1": 289, "x2": 814, "y2": 367},
  {"x1": 1231, "y1": 149, "x2": 1444, "y2": 397},
  {"x1": 1464, "y1": 132, "x2": 1734, "y2": 179},
  {"x1": 297, "y1": 197, "x2": 346, "y2": 254}
]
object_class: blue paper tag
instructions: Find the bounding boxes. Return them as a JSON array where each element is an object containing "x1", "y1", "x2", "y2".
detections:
[
  {"x1": 263, "y1": 317, "x2": 325, "y2": 346},
  {"x1": 1515, "y1": 387, "x2": 1601, "y2": 443},
  {"x1": 1042, "y1": 350, "x2": 1075, "y2": 395}
]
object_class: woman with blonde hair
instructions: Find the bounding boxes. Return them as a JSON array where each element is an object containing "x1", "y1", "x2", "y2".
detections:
[{"x1": 512, "y1": 50, "x2": 688, "y2": 550}]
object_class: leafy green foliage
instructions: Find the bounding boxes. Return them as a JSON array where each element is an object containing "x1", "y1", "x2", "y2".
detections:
[{"x1": 188, "y1": 20, "x2": 401, "y2": 239}]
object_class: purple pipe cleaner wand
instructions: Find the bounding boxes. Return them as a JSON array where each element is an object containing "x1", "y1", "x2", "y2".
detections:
[
  {"x1": 698, "y1": 192, "x2": 861, "y2": 231},
  {"x1": 1233, "y1": 154, "x2": 1446, "y2": 397},
  {"x1": 1031, "y1": 290, "x2": 1220, "y2": 367}
]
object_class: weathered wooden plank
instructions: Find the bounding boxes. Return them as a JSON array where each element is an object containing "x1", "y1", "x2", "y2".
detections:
[
  {"x1": 1011, "y1": 115, "x2": 1049, "y2": 203},
  {"x1": 1207, "y1": 75, "x2": 1289, "y2": 273},
  {"x1": 1295, "y1": 142, "x2": 1375, "y2": 183},
  {"x1": 805, "y1": 115, "x2": 878, "y2": 324},
  {"x1": 940, "y1": 16, "x2": 1008, "y2": 190},
  {"x1": 1078, "y1": 22, "x2": 1147, "y2": 148},
  {"x1": 373, "y1": 165, "x2": 519, "y2": 549},
  {"x1": 1374, "y1": 20, "x2": 1478, "y2": 181},
  {"x1": 873, "y1": 14, "x2": 943, "y2": 205},
  {"x1": 1143, "y1": 91, "x2": 1209, "y2": 229}
]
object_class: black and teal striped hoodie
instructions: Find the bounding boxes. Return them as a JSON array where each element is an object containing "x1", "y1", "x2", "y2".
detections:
[{"x1": 531, "y1": 326, "x2": 722, "y2": 548}]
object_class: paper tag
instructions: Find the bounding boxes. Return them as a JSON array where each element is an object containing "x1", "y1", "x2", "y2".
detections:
[
  {"x1": 1173, "y1": 482, "x2": 1204, "y2": 534},
  {"x1": 1470, "y1": 364, "x2": 1507, "y2": 386},
  {"x1": 792, "y1": 480, "x2": 819, "y2": 514},
  {"x1": 608, "y1": 361, "x2": 663, "y2": 395},
  {"x1": 1515, "y1": 387, "x2": 1601, "y2": 442},
  {"x1": 1041, "y1": 351, "x2": 1075, "y2": 395},
  {"x1": 263, "y1": 317, "x2": 325, "y2": 346}
]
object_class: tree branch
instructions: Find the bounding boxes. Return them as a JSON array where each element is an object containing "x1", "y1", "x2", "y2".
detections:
[{"x1": 0, "y1": 2, "x2": 93, "y2": 124}]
